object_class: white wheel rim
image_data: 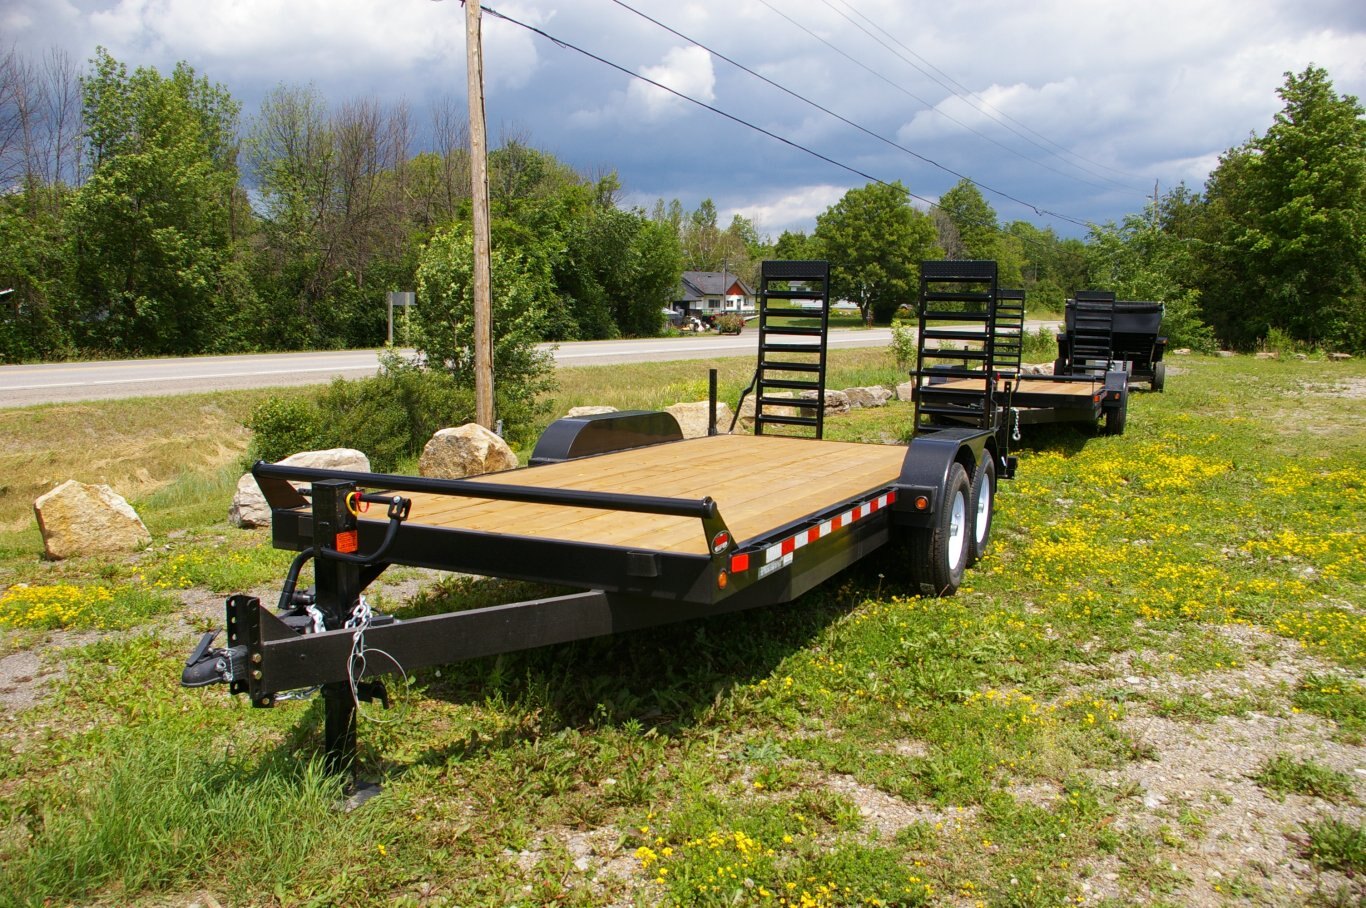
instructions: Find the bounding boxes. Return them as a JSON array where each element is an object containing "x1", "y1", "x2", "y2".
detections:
[
  {"x1": 975, "y1": 475, "x2": 991, "y2": 545},
  {"x1": 948, "y1": 489, "x2": 966, "y2": 567}
]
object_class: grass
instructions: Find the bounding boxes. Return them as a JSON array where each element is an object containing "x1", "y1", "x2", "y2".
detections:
[
  {"x1": 0, "y1": 350, "x2": 1363, "y2": 906},
  {"x1": 1254, "y1": 754, "x2": 1356, "y2": 803}
]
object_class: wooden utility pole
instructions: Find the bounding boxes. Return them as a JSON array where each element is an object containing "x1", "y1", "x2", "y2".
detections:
[{"x1": 466, "y1": 0, "x2": 495, "y2": 429}]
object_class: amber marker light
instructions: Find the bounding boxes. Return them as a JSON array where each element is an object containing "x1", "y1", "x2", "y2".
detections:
[
  {"x1": 717, "y1": 570, "x2": 729, "y2": 590},
  {"x1": 914, "y1": 495, "x2": 930, "y2": 510}
]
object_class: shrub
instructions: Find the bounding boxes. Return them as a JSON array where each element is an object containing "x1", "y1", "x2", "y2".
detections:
[
  {"x1": 245, "y1": 395, "x2": 322, "y2": 464},
  {"x1": 889, "y1": 322, "x2": 916, "y2": 372},
  {"x1": 414, "y1": 223, "x2": 557, "y2": 437},
  {"x1": 716, "y1": 314, "x2": 744, "y2": 334},
  {"x1": 245, "y1": 351, "x2": 477, "y2": 472}
]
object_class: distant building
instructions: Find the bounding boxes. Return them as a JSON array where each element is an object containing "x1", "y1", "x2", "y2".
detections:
[{"x1": 674, "y1": 271, "x2": 755, "y2": 321}]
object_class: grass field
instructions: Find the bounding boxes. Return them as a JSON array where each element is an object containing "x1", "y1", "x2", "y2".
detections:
[{"x1": 0, "y1": 350, "x2": 1363, "y2": 907}]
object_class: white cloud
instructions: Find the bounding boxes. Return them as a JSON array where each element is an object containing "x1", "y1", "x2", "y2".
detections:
[
  {"x1": 627, "y1": 46, "x2": 716, "y2": 120},
  {"x1": 723, "y1": 184, "x2": 849, "y2": 236}
]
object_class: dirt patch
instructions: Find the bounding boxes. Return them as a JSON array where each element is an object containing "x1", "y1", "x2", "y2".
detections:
[
  {"x1": 822, "y1": 772, "x2": 978, "y2": 839},
  {"x1": 1304, "y1": 377, "x2": 1366, "y2": 400},
  {"x1": 1083, "y1": 624, "x2": 1365, "y2": 905}
]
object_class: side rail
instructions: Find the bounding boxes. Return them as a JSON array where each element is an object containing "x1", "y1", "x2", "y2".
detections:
[{"x1": 253, "y1": 461, "x2": 736, "y2": 560}]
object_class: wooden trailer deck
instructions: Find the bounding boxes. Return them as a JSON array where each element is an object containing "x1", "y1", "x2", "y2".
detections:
[
  {"x1": 393, "y1": 434, "x2": 908, "y2": 556},
  {"x1": 930, "y1": 376, "x2": 1100, "y2": 397}
]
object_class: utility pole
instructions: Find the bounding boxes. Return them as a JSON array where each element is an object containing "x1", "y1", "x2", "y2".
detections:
[{"x1": 466, "y1": 0, "x2": 495, "y2": 429}]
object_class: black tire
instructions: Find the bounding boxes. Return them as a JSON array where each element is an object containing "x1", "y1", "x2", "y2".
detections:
[
  {"x1": 967, "y1": 454, "x2": 996, "y2": 566},
  {"x1": 1103, "y1": 396, "x2": 1128, "y2": 436},
  {"x1": 909, "y1": 463, "x2": 971, "y2": 596},
  {"x1": 1152, "y1": 361, "x2": 1166, "y2": 392}
]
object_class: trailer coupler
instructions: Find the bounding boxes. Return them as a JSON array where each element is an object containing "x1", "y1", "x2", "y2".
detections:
[{"x1": 180, "y1": 630, "x2": 247, "y2": 688}]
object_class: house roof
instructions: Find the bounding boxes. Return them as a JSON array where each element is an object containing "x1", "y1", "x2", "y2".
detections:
[{"x1": 678, "y1": 271, "x2": 755, "y2": 301}]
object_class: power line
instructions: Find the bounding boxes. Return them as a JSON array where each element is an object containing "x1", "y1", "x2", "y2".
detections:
[
  {"x1": 750, "y1": 0, "x2": 1132, "y2": 200},
  {"x1": 480, "y1": 3, "x2": 1094, "y2": 264},
  {"x1": 604, "y1": 0, "x2": 1093, "y2": 229},
  {"x1": 825, "y1": 0, "x2": 1151, "y2": 191}
]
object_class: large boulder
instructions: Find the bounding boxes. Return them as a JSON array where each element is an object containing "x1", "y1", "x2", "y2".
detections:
[
  {"x1": 665, "y1": 401, "x2": 734, "y2": 439},
  {"x1": 229, "y1": 448, "x2": 371, "y2": 529},
  {"x1": 895, "y1": 380, "x2": 917, "y2": 402},
  {"x1": 737, "y1": 394, "x2": 802, "y2": 432},
  {"x1": 34, "y1": 480, "x2": 151, "y2": 560},
  {"x1": 565, "y1": 406, "x2": 618, "y2": 418},
  {"x1": 419, "y1": 424, "x2": 518, "y2": 479},
  {"x1": 798, "y1": 389, "x2": 851, "y2": 416},
  {"x1": 843, "y1": 386, "x2": 892, "y2": 408}
]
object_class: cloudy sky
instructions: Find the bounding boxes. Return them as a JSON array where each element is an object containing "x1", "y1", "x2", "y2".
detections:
[{"x1": 6, "y1": 0, "x2": 1365, "y2": 238}]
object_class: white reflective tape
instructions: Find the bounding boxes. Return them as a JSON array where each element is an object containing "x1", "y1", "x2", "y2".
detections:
[
  {"x1": 793, "y1": 533, "x2": 808, "y2": 549},
  {"x1": 766, "y1": 544, "x2": 783, "y2": 563},
  {"x1": 841, "y1": 511, "x2": 854, "y2": 525},
  {"x1": 819, "y1": 520, "x2": 832, "y2": 537}
]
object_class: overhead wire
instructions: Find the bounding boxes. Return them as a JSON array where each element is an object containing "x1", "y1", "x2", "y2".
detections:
[
  {"x1": 605, "y1": 0, "x2": 1093, "y2": 228},
  {"x1": 479, "y1": 4, "x2": 1095, "y2": 265},
  {"x1": 824, "y1": 0, "x2": 1152, "y2": 192},
  {"x1": 749, "y1": 0, "x2": 1132, "y2": 200}
]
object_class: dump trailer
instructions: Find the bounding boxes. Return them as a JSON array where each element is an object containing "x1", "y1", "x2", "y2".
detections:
[
  {"x1": 1055, "y1": 293, "x2": 1168, "y2": 391},
  {"x1": 181, "y1": 260, "x2": 1010, "y2": 774},
  {"x1": 910, "y1": 261, "x2": 1130, "y2": 444}
]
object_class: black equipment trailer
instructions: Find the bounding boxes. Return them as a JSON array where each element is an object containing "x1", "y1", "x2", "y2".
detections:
[
  {"x1": 1054, "y1": 291, "x2": 1168, "y2": 391},
  {"x1": 910, "y1": 261, "x2": 1131, "y2": 443},
  {"x1": 182, "y1": 261, "x2": 1010, "y2": 775}
]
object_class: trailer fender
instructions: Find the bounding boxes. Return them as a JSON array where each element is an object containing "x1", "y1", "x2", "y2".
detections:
[
  {"x1": 530, "y1": 410, "x2": 684, "y2": 465},
  {"x1": 892, "y1": 428, "x2": 991, "y2": 528}
]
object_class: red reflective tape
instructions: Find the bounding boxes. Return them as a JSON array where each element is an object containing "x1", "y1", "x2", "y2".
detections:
[
  {"x1": 335, "y1": 530, "x2": 359, "y2": 554},
  {"x1": 807, "y1": 527, "x2": 820, "y2": 544},
  {"x1": 730, "y1": 552, "x2": 750, "y2": 573},
  {"x1": 887, "y1": 490, "x2": 897, "y2": 504},
  {"x1": 831, "y1": 515, "x2": 842, "y2": 530},
  {"x1": 781, "y1": 537, "x2": 796, "y2": 556}
]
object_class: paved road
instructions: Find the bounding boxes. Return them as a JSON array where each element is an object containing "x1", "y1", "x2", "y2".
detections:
[{"x1": 0, "y1": 323, "x2": 1060, "y2": 408}]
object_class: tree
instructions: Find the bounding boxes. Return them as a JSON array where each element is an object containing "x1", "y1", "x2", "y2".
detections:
[
  {"x1": 936, "y1": 179, "x2": 1024, "y2": 287},
  {"x1": 772, "y1": 229, "x2": 815, "y2": 261},
  {"x1": 67, "y1": 49, "x2": 254, "y2": 354},
  {"x1": 1195, "y1": 66, "x2": 1365, "y2": 350},
  {"x1": 813, "y1": 181, "x2": 941, "y2": 324},
  {"x1": 414, "y1": 221, "x2": 556, "y2": 435},
  {"x1": 1087, "y1": 196, "x2": 1216, "y2": 352}
]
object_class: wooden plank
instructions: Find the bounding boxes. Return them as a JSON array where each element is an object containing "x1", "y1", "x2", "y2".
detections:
[
  {"x1": 383, "y1": 435, "x2": 908, "y2": 555},
  {"x1": 928, "y1": 377, "x2": 1097, "y2": 397}
]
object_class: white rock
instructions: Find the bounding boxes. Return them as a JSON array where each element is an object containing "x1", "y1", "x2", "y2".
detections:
[
  {"x1": 1173, "y1": 348, "x2": 1192, "y2": 355},
  {"x1": 419, "y1": 424, "x2": 518, "y2": 479},
  {"x1": 665, "y1": 401, "x2": 734, "y2": 439},
  {"x1": 229, "y1": 448, "x2": 371, "y2": 528},
  {"x1": 843, "y1": 386, "x2": 893, "y2": 408},
  {"x1": 34, "y1": 480, "x2": 151, "y2": 560},
  {"x1": 565, "y1": 405, "x2": 618, "y2": 418},
  {"x1": 895, "y1": 380, "x2": 917, "y2": 402}
]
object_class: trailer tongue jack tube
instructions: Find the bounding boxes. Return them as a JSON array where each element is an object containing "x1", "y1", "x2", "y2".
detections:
[{"x1": 181, "y1": 481, "x2": 411, "y2": 774}]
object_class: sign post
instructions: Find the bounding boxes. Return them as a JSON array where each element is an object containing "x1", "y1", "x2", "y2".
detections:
[{"x1": 386, "y1": 291, "x2": 415, "y2": 346}]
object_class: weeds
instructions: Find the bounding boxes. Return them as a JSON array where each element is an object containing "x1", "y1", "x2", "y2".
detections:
[{"x1": 1254, "y1": 754, "x2": 1356, "y2": 803}]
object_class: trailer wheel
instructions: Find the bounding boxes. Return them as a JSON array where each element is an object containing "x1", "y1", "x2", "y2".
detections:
[
  {"x1": 910, "y1": 463, "x2": 971, "y2": 596},
  {"x1": 1152, "y1": 362, "x2": 1166, "y2": 392},
  {"x1": 1103, "y1": 398, "x2": 1128, "y2": 436},
  {"x1": 967, "y1": 455, "x2": 996, "y2": 566}
]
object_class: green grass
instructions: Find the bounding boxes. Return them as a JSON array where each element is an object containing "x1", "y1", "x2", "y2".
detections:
[
  {"x1": 1254, "y1": 754, "x2": 1357, "y2": 803},
  {"x1": 1302, "y1": 818, "x2": 1366, "y2": 874},
  {"x1": 0, "y1": 351, "x2": 1362, "y2": 906}
]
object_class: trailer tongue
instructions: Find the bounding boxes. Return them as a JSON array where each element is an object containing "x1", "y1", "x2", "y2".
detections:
[{"x1": 181, "y1": 259, "x2": 1023, "y2": 776}]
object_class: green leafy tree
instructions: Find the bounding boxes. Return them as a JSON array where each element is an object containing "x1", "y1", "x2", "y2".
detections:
[
  {"x1": 937, "y1": 180, "x2": 1024, "y2": 287},
  {"x1": 1196, "y1": 66, "x2": 1365, "y2": 350},
  {"x1": 1087, "y1": 204, "x2": 1217, "y2": 352},
  {"x1": 772, "y1": 229, "x2": 815, "y2": 261},
  {"x1": 68, "y1": 49, "x2": 254, "y2": 354},
  {"x1": 813, "y1": 181, "x2": 941, "y2": 324},
  {"x1": 414, "y1": 222, "x2": 556, "y2": 439}
]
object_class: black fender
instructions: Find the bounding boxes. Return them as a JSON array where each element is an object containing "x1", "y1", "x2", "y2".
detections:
[
  {"x1": 530, "y1": 410, "x2": 684, "y2": 466},
  {"x1": 892, "y1": 428, "x2": 994, "y2": 528}
]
